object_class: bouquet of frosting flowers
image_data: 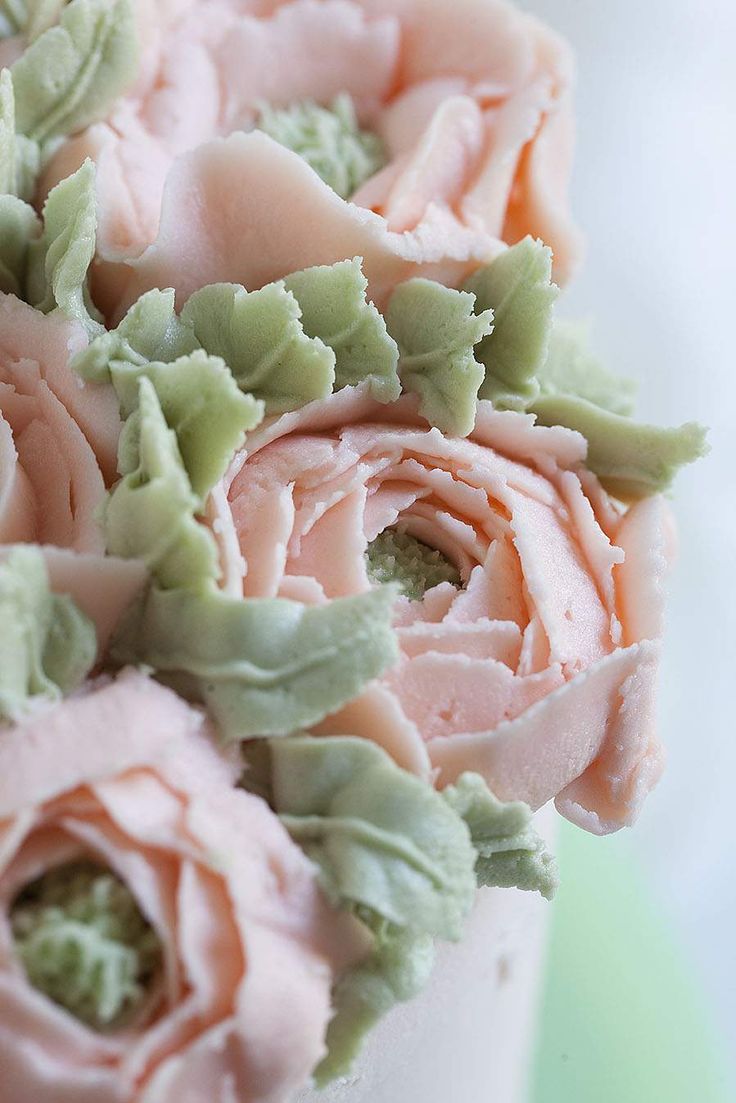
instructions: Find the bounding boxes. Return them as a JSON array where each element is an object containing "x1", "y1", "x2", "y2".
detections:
[{"x1": 0, "y1": 2, "x2": 706, "y2": 1101}]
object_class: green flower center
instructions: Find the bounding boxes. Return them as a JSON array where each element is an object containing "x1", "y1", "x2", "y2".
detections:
[
  {"x1": 256, "y1": 93, "x2": 386, "y2": 199},
  {"x1": 366, "y1": 530, "x2": 461, "y2": 602},
  {"x1": 11, "y1": 860, "x2": 162, "y2": 1031}
]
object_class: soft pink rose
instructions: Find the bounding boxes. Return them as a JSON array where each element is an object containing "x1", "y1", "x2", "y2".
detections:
[
  {"x1": 37, "y1": 0, "x2": 581, "y2": 316},
  {"x1": 210, "y1": 388, "x2": 668, "y2": 835},
  {"x1": 0, "y1": 294, "x2": 120, "y2": 552},
  {"x1": 0, "y1": 669, "x2": 366, "y2": 1103}
]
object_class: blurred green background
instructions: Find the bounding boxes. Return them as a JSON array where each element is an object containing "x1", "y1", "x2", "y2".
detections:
[{"x1": 532, "y1": 823, "x2": 733, "y2": 1102}]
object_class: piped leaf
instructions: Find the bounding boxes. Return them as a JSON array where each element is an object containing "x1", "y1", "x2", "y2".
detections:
[
  {"x1": 465, "y1": 237, "x2": 558, "y2": 409},
  {"x1": 0, "y1": 545, "x2": 96, "y2": 721},
  {"x1": 267, "y1": 735, "x2": 478, "y2": 939},
  {"x1": 531, "y1": 392, "x2": 708, "y2": 499},
  {"x1": 108, "y1": 351, "x2": 263, "y2": 501},
  {"x1": 443, "y1": 773, "x2": 558, "y2": 899},
  {"x1": 181, "y1": 281, "x2": 335, "y2": 413},
  {"x1": 73, "y1": 288, "x2": 198, "y2": 382},
  {"x1": 112, "y1": 587, "x2": 400, "y2": 741},
  {"x1": 25, "y1": 158, "x2": 103, "y2": 335},
  {"x1": 284, "y1": 258, "x2": 400, "y2": 402},
  {"x1": 10, "y1": 0, "x2": 137, "y2": 142},
  {"x1": 387, "y1": 278, "x2": 492, "y2": 436},
  {"x1": 539, "y1": 321, "x2": 637, "y2": 416},
  {"x1": 104, "y1": 377, "x2": 220, "y2": 590},
  {"x1": 0, "y1": 192, "x2": 39, "y2": 295}
]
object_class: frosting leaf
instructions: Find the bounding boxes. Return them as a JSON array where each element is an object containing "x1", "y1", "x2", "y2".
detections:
[
  {"x1": 109, "y1": 351, "x2": 263, "y2": 501},
  {"x1": 0, "y1": 67, "x2": 40, "y2": 201},
  {"x1": 25, "y1": 158, "x2": 103, "y2": 335},
  {"x1": 268, "y1": 736, "x2": 477, "y2": 940},
  {"x1": 531, "y1": 392, "x2": 708, "y2": 499},
  {"x1": 284, "y1": 258, "x2": 401, "y2": 403},
  {"x1": 257, "y1": 94, "x2": 385, "y2": 200},
  {"x1": 111, "y1": 587, "x2": 400, "y2": 740},
  {"x1": 465, "y1": 237, "x2": 558, "y2": 409},
  {"x1": 105, "y1": 377, "x2": 221, "y2": 589},
  {"x1": 73, "y1": 288, "x2": 198, "y2": 382},
  {"x1": 11, "y1": 860, "x2": 161, "y2": 1031},
  {"x1": 10, "y1": 0, "x2": 137, "y2": 142},
  {"x1": 442, "y1": 773, "x2": 558, "y2": 899},
  {"x1": 181, "y1": 281, "x2": 335, "y2": 413},
  {"x1": 538, "y1": 321, "x2": 637, "y2": 416},
  {"x1": 387, "y1": 278, "x2": 492, "y2": 436},
  {"x1": 317, "y1": 923, "x2": 434, "y2": 1086},
  {"x1": 0, "y1": 192, "x2": 39, "y2": 295},
  {"x1": 0, "y1": 545, "x2": 96, "y2": 721}
]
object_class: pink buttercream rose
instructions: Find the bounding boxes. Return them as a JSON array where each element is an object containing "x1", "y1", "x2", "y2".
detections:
[
  {"x1": 211, "y1": 388, "x2": 668, "y2": 835},
  {"x1": 0, "y1": 293, "x2": 121, "y2": 553},
  {"x1": 37, "y1": 0, "x2": 581, "y2": 316},
  {"x1": 0, "y1": 669, "x2": 365, "y2": 1103}
]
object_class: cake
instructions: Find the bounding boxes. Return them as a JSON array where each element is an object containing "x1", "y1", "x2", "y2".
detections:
[{"x1": 0, "y1": 2, "x2": 707, "y2": 1101}]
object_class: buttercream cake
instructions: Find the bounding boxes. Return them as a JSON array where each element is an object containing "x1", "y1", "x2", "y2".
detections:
[{"x1": 0, "y1": 2, "x2": 706, "y2": 1101}]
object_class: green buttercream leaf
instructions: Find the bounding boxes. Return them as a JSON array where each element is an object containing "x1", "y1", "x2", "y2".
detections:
[
  {"x1": 73, "y1": 288, "x2": 198, "y2": 382},
  {"x1": 268, "y1": 736, "x2": 477, "y2": 940},
  {"x1": 0, "y1": 192, "x2": 39, "y2": 295},
  {"x1": 0, "y1": 2, "x2": 68, "y2": 40},
  {"x1": 442, "y1": 773, "x2": 558, "y2": 899},
  {"x1": 284, "y1": 258, "x2": 401, "y2": 403},
  {"x1": 181, "y1": 281, "x2": 336, "y2": 413},
  {"x1": 365, "y1": 529, "x2": 460, "y2": 601},
  {"x1": 531, "y1": 392, "x2": 708, "y2": 499},
  {"x1": 316, "y1": 922, "x2": 434, "y2": 1086},
  {"x1": 25, "y1": 158, "x2": 103, "y2": 335},
  {"x1": 387, "y1": 278, "x2": 492, "y2": 436},
  {"x1": 539, "y1": 321, "x2": 637, "y2": 416},
  {"x1": 257, "y1": 93, "x2": 385, "y2": 200},
  {"x1": 104, "y1": 377, "x2": 221, "y2": 589},
  {"x1": 0, "y1": 67, "x2": 39, "y2": 200},
  {"x1": 108, "y1": 351, "x2": 263, "y2": 501},
  {"x1": 111, "y1": 587, "x2": 400, "y2": 741},
  {"x1": 11, "y1": 860, "x2": 161, "y2": 1031},
  {"x1": 465, "y1": 237, "x2": 558, "y2": 409},
  {"x1": 0, "y1": 546, "x2": 96, "y2": 721},
  {"x1": 10, "y1": 0, "x2": 137, "y2": 142}
]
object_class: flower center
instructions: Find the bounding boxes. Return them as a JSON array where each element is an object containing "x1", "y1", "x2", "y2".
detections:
[
  {"x1": 366, "y1": 530, "x2": 461, "y2": 602},
  {"x1": 256, "y1": 93, "x2": 386, "y2": 199},
  {"x1": 11, "y1": 860, "x2": 162, "y2": 1032}
]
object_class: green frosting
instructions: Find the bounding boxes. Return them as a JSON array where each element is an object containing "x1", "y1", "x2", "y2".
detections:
[
  {"x1": 318, "y1": 921, "x2": 435, "y2": 1085},
  {"x1": 248, "y1": 735, "x2": 478, "y2": 1082},
  {"x1": 257, "y1": 94, "x2": 385, "y2": 200},
  {"x1": 284, "y1": 258, "x2": 400, "y2": 403},
  {"x1": 366, "y1": 529, "x2": 461, "y2": 601},
  {"x1": 111, "y1": 586, "x2": 399, "y2": 741},
  {"x1": 0, "y1": 67, "x2": 40, "y2": 201},
  {"x1": 386, "y1": 278, "x2": 492, "y2": 436},
  {"x1": 0, "y1": 1, "x2": 68, "y2": 41},
  {"x1": 465, "y1": 237, "x2": 558, "y2": 409},
  {"x1": 538, "y1": 321, "x2": 637, "y2": 417},
  {"x1": 25, "y1": 158, "x2": 102, "y2": 335},
  {"x1": 443, "y1": 773, "x2": 558, "y2": 899},
  {"x1": 0, "y1": 192, "x2": 38, "y2": 295},
  {"x1": 10, "y1": 0, "x2": 137, "y2": 142},
  {"x1": 0, "y1": 546, "x2": 96, "y2": 722},
  {"x1": 180, "y1": 281, "x2": 336, "y2": 413},
  {"x1": 531, "y1": 392, "x2": 708, "y2": 499},
  {"x1": 11, "y1": 860, "x2": 161, "y2": 1031},
  {"x1": 105, "y1": 377, "x2": 221, "y2": 590}
]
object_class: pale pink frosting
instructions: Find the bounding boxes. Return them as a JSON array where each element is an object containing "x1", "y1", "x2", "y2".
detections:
[
  {"x1": 0, "y1": 669, "x2": 367, "y2": 1103},
  {"x1": 36, "y1": 0, "x2": 581, "y2": 317},
  {"x1": 0, "y1": 294, "x2": 121, "y2": 553},
  {"x1": 212, "y1": 388, "x2": 668, "y2": 834}
]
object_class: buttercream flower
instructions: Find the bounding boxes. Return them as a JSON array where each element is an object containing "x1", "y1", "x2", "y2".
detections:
[
  {"x1": 0, "y1": 668, "x2": 365, "y2": 1102},
  {"x1": 32, "y1": 0, "x2": 581, "y2": 316},
  {"x1": 0, "y1": 292, "x2": 121, "y2": 552},
  {"x1": 214, "y1": 386, "x2": 669, "y2": 835}
]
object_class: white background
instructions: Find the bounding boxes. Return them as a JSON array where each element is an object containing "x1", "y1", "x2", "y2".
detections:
[{"x1": 527, "y1": 0, "x2": 736, "y2": 1051}]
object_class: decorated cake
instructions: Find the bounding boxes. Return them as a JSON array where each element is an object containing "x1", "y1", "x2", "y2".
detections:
[{"x1": 0, "y1": 2, "x2": 707, "y2": 1101}]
